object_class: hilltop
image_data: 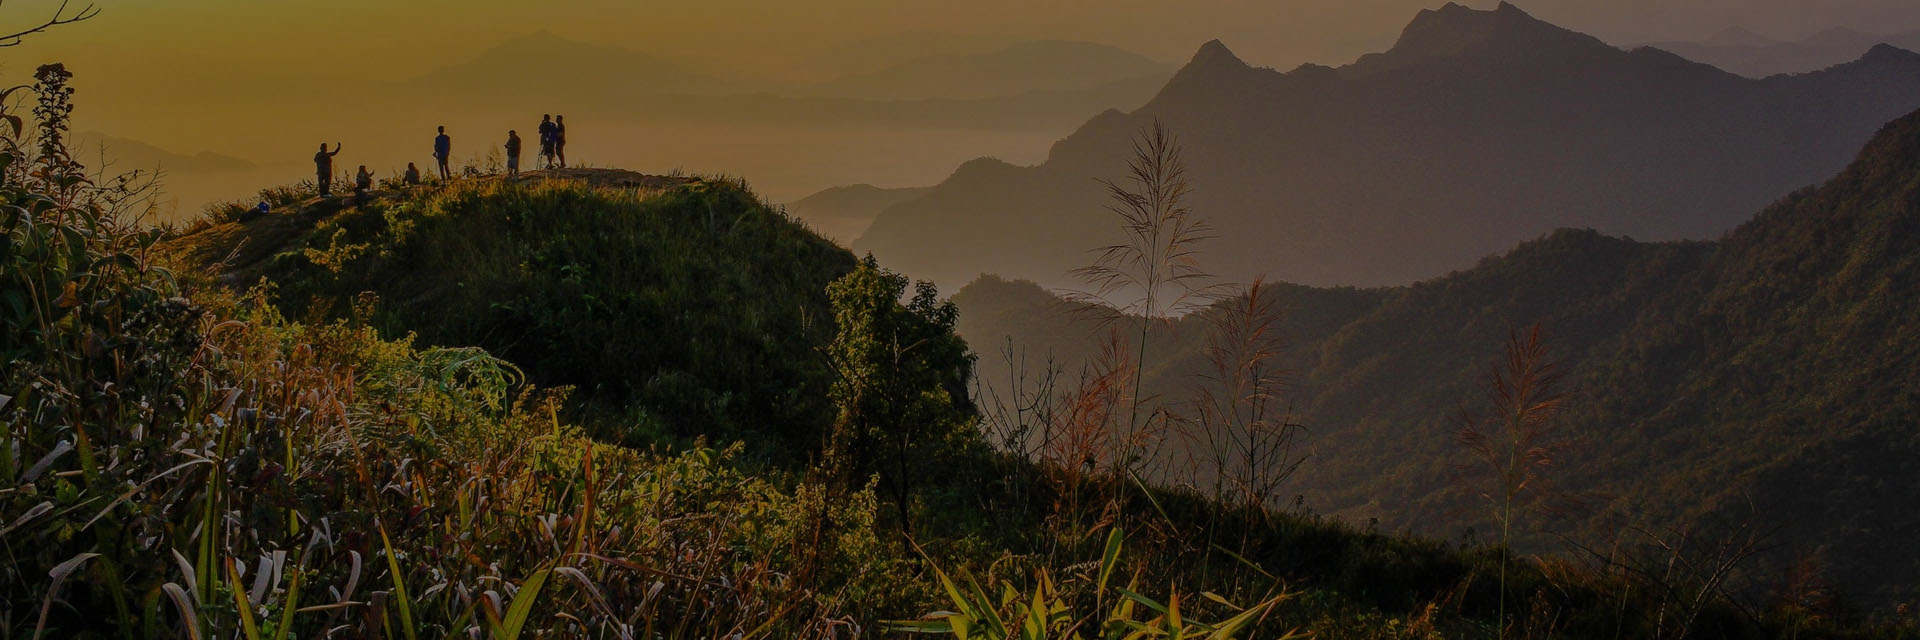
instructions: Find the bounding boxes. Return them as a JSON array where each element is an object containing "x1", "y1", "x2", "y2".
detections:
[
  {"x1": 852, "y1": 1, "x2": 1920, "y2": 290},
  {"x1": 168, "y1": 168, "x2": 857, "y2": 456}
]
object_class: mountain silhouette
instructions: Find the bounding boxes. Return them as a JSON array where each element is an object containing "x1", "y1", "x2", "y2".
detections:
[
  {"x1": 784, "y1": 183, "x2": 933, "y2": 244},
  {"x1": 853, "y1": 2, "x2": 1920, "y2": 290},
  {"x1": 1648, "y1": 25, "x2": 1920, "y2": 77},
  {"x1": 955, "y1": 104, "x2": 1920, "y2": 603}
]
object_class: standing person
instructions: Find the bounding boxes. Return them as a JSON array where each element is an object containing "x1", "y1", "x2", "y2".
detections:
[
  {"x1": 403, "y1": 162, "x2": 421, "y2": 186},
  {"x1": 313, "y1": 142, "x2": 342, "y2": 197},
  {"x1": 553, "y1": 115, "x2": 568, "y2": 169},
  {"x1": 537, "y1": 114, "x2": 556, "y2": 169},
  {"x1": 504, "y1": 130, "x2": 522, "y2": 177},
  {"x1": 433, "y1": 126, "x2": 453, "y2": 180}
]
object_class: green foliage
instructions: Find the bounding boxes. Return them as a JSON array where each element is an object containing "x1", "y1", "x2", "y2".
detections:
[
  {"x1": 2, "y1": 101, "x2": 905, "y2": 636},
  {"x1": 169, "y1": 176, "x2": 860, "y2": 458},
  {"x1": 822, "y1": 255, "x2": 976, "y2": 530},
  {"x1": 892, "y1": 529, "x2": 1300, "y2": 640}
]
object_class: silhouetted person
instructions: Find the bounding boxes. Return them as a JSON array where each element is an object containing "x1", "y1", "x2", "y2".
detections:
[
  {"x1": 553, "y1": 115, "x2": 568, "y2": 168},
  {"x1": 313, "y1": 142, "x2": 342, "y2": 196},
  {"x1": 354, "y1": 165, "x2": 373, "y2": 199},
  {"x1": 403, "y1": 162, "x2": 421, "y2": 186},
  {"x1": 504, "y1": 130, "x2": 522, "y2": 177},
  {"x1": 433, "y1": 126, "x2": 452, "y2": 180},
  {"x1": 537, "y1": 114, "x2": 556, "y2": 169}
]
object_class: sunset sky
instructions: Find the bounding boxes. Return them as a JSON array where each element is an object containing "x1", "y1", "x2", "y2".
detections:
[
  {"x1": 8, "y1": 0, "x2": 1920, "y2": 215},
  {"x1": 22, "y1": 0, "x2": 1920, "y2": 74}
]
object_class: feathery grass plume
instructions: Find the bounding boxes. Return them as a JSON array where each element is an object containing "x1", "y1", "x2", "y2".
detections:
[
  {"x1": 1454, "y1": 323, "x2": 1567, "y2": 638},
  {"x1": 1178, "y1": 278, "x2": 1306, "y2": 568},
  {"x1": 1064, "y1": 119, "x2": 1217, "y2": 482}
]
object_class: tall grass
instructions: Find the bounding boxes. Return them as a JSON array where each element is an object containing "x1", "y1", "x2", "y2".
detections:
[
  {"x1": 1066, "y1": 120, "x2": 1216, "y2": 481},
  {"x1": 1454, "y1": 324, "x2": 1568, "y2": 637},
  {"x1": 1, "y1": 97, "x2": 908, "y2": 637}
]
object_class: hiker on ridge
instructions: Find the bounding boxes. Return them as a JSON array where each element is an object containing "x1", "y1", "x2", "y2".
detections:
[
  {"x1": 433, "y1": 126, "x2": 453, "y2": 180},
  {"x1": 354, "y1": 165, "x2": 374, "y2": 199},
  {"x1": 505, "y1": 130, "x2": 522, "y2": 177},
  {"x1": 537, "y1": 114, "x2": 556, "y2": 169},
  {"x1": 403, "y1": 162, "x2": 421, "y2": 186},
  {"x1": 313, "y1": 142, "x2": 342, "y2": 197},
  {"x1": 553, "y1": 115, "x2": 568, "y2": 169}
]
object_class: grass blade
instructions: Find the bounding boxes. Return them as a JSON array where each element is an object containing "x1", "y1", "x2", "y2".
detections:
[
  {"x1": 376, "y1": 523, "x2": 418, "y2": 640},
  {"x1": 499, "y1": 569, "x2": 550, "y2": 640},
  {"x1": 227, "y1": 559, "x2": 263, "y2": 640},
  {"x1": 34, "y1": 552, "x2": 100, "y2": 638},
  {"x1": 161, "y1": 582, "x2": 203, "y2": 640}
]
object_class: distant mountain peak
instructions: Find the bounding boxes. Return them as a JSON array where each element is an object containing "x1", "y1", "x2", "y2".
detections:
[
  {"x1": 1189, "y1": 39, "x2": 1247, "y2": 69},
  {"x1": 1861, "y1": 43, "x2": 1920, "y2": 64},
  {"x1": 1155, "y1": 39, "x2": 1255, "y2": 98},
  {"x1": 1384, "y1": 1, "x2": 1607, "y2": 62}
]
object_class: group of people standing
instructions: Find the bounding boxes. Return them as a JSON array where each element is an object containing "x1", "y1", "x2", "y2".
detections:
[{"x1": 310, "y1": 114, "x2": 570, "y2": 198}]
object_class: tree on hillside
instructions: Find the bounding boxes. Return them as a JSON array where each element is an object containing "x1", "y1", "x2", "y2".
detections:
[
  {"x1": 1455, "y1": 324, "x2": 1570, "y2": 638},
  {"x1": 822, "y1": 255, "x2": 975, "y2": 535}
]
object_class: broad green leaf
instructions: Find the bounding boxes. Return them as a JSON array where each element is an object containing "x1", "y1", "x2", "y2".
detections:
[{"x1": 1098, "y1": 528, "x2": 1123, "y2": 597}]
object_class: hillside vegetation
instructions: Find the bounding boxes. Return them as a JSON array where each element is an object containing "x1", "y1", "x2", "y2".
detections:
[
  {"x1": 11, "y1": 64, "x2": 1918, "y2": 639},
  {"x1": 956, "y1": 105, "x2": 1920, "y2": 609},
  {"x1": 169, "y1": 170, "x2": 857, "y2": 458}
]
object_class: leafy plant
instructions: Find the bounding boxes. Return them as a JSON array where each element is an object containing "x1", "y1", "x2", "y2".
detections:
[
  {"x1": 822, "y1": 255, "x2": 975, "y2": 535},
  {"x1": 890, "y1": 529, "x2": 1300, "y2": 640}
]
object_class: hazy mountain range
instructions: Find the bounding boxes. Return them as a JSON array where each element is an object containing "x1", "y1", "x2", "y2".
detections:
[
  {"x1": 850, "y1": 1, "x2": 1920, "y2": 290},
  {"x1": 955, "y1": 104, "x2": 1920, "y2": 604},
  {"x1": 72, "y1": 132, "x2": 254, "y2": 175},
  {"x1": 782, "y1": 184, "x2": 932, "y2": 244},
  {"x1": 1646, "y1": 25, "x2": 1920, "y2": 77}
]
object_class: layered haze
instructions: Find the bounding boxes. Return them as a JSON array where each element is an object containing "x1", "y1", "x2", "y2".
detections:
[{"x1": 13, "y1": 0, "x2": 1920, "y2": 224}]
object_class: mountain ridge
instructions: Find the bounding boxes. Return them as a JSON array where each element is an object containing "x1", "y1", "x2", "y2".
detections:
[
  {"x1": 951, "y1": 105, "x2": 1920, "y2": 604},
  {"x1": 854, "y1": 2, "x2": 1920, "y2": 290}
]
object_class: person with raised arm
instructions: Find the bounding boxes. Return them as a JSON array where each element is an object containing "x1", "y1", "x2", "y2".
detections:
[{"x1": 313, "y1": 142, "x2": 342, "y2": 197}]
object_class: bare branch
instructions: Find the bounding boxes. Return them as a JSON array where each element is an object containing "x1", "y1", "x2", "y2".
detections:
[{"x1": 0, "y1": 1, "x2": 99, "y2": 48}]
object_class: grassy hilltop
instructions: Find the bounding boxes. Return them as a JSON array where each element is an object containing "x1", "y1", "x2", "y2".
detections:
[
  {"x1": 8, "y1": 125, "x2": 1914, "y2": 636},
  {"x1": 169, "y1": 169, "x2": 859, "y2": 458}
]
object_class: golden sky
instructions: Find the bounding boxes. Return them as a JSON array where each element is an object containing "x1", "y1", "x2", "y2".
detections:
[
  {"x1": 7, "y1": 0, "x2": 1920, "y2": 216},
  {"x1": 19, "y1": 0, "x2": 1920, "y2": 77}
]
